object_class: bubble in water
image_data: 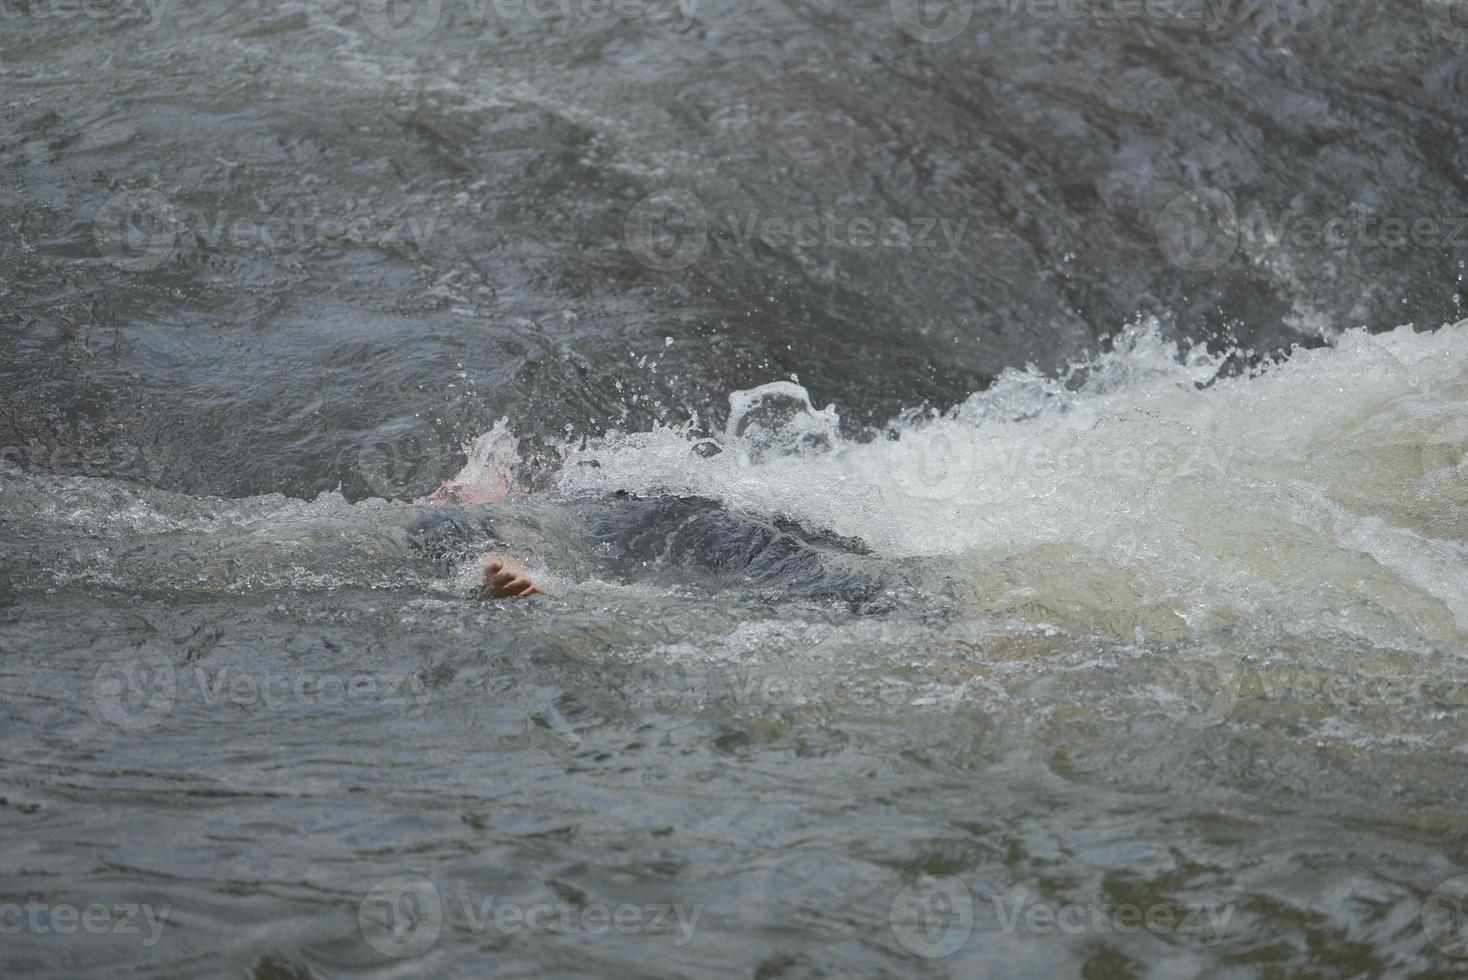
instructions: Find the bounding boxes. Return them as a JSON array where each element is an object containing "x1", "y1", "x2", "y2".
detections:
[{"x1": 725, "y1": 381, "x2": 840, "y2": 465}]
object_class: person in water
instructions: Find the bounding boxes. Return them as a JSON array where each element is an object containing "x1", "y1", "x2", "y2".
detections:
[
  {"x1": 412, "y1": 467, "x2": 884, "y2": 609},
  {"x1": 415, "y1": 461, "x2": 545, "y2": 598}
]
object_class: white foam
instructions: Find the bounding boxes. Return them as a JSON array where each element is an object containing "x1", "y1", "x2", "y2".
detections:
[{"x1": 552, "y1": 319, "x2": 1468, "y2": 645}]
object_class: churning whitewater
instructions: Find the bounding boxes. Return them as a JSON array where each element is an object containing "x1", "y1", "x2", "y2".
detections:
[
  {"x1": 12, "y1": 318, "x2": 1465, "y2": 659},
  {"x1": 8, "y1": 0, "x2": 1468, "y2": 973},
  {"x1": 534, "y1": 319, "x2": 1468, "y2": 648}
]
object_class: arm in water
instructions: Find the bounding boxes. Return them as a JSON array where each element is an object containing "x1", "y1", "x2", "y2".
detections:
[
  {"x1": 420, "y1": 464, "x2": 545, "y2": 600},
  {"x1": 416, "y1": 465, "x2": 881, "y2": 609}
]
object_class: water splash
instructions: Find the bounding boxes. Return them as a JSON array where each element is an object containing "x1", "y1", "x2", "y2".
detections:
[
  {"x1": 416, "y1": 417, "x2": 517, "y2": 504},
  {"x1": 552, "y1": 318, "x2": 1468, "y2": 645}
]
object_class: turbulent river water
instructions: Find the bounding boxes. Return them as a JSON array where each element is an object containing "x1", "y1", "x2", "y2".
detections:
[{"x1": 4, "y1": 0, "x2": 1468, "y2": 977}]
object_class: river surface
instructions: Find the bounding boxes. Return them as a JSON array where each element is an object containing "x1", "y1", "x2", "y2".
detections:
[{"x1": 3, "y1": 0, "x2": 1468, "y2": 977}]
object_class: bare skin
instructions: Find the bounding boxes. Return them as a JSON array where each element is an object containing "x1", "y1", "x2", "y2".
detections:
[
  {"x1": 482, "y1": 556, "x2": 541, "y2": 599},
  {"x1": 420, "y1": 462, "x2": 543, "y2": 600}
]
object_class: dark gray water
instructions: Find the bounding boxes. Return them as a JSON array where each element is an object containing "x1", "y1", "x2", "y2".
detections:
[{"x1": 3, "y1": 0, "x2": 1468, "y2": 976}]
